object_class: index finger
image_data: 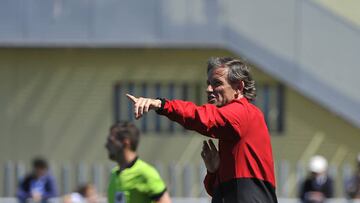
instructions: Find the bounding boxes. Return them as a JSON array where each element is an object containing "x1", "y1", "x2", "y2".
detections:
[
  {"x1": 208, "y1": 139, "x2": 218, "y2": 152},
  {"x1": 126, "y1": 94, "x2": 138, "y2": 103},
  {"x1": 202, "y1": 140, "x2": 210, "y2": 152}
]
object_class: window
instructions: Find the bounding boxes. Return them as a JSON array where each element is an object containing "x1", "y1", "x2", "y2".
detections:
[{"x1": 114, "y1": 81, "x2": 285, "y2": 134}]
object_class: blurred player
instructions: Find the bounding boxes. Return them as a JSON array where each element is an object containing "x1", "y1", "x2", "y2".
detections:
[
  {"x1": 298, "y1": 155, "x2": 334, "y2": 203},
  {"x1": 63, "y1": 183, "x2": 99, "y2": 203},
  {"x1": 126, "y1": 57, "x2": 277, "y2": 202},
  {"x1": 16, "y1": 157, "x2": 58, "y2": 203},
  {"x1": 105, "y1": 121, "x2": 171, "y2": 203}
]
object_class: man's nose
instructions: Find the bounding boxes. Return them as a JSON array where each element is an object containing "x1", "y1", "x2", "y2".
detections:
[{"x1": 206, "y1": 84, "x2": 213, "y2": 92}]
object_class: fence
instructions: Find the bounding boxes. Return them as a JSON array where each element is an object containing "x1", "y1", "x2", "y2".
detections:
[
  {"x1": 2, "y1": 160, "x2": 356, "y2": 198},
  {"x1": 0, "y1": 197, "x2": 359, "y2": 203}
]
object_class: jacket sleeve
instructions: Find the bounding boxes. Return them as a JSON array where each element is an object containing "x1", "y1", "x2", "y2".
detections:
[
  {"x1": 324, "y1": 177, "x2": 334, "y2": 198},
  {"x1": 16, "y1": 175, "x2": 31, "y2": 201},
  {"x1": 157, "y1": 99, "x2": 244, "y2": 140},
  {"x1": 203, "y1": 171, "x2": 218, "y2": 196},
  {"x1": 298, "y1": 180, "x2": 306, "y2": 201},
  {"x1": 43, "y1": 175, "x2": 58, "y2": 199}
]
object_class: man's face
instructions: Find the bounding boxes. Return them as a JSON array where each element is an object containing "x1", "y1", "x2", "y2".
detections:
[
  {"x1": 206, "y1": 67, "x2": 238, "y2": 107},
  {"x1": 105, "y1": 129, "x2": 124, "y2": 161},
  {"x1": 34, "y1": 167, "x2": 47, "y2": 178}
]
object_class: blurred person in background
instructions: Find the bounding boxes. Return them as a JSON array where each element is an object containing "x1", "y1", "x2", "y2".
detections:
[
  {"x1": 16, "y1": 157, "x2": 58, "y2": 203},
  {"x1": 299, "y1": 155, "x2": 334, "y2": 203},
  {"x1": 63, "y1": 183, "x2": 99, "y2": 203},
  {"x1": 345, "y1": 153, "x2": 360, "y2": 199},
  {"x1": 126, "y1": 57, "x2": 277, "y2": 203},
  {"x1": 105, "y1": 121, "x2": 171, "y2": 203}
]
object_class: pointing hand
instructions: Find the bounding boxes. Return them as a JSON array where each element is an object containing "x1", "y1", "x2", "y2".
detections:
[{"x1": 126, "y1": 94, "x2": 162, "y2": 119}]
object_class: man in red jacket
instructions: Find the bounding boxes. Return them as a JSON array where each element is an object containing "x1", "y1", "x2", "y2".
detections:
[{"x1": 126, "y1": 57, "x2": 277, "y2": 203}]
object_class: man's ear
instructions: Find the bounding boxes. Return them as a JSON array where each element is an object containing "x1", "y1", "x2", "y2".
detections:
[
  {"x1": 235, "y1": 81, "x2": 244, "y2": 96},
  {"x1": 122, "y1": 138, "x2": 131, "y2": 148}
]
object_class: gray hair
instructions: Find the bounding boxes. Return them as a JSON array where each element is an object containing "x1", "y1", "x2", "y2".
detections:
[{"x1": 207, "y1": 57, "x2": 256, "y2": 100}]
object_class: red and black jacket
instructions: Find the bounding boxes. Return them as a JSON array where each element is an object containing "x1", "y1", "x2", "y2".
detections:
[{"x1": 157, "y1": 98, "x2": 277, "y2": 203}]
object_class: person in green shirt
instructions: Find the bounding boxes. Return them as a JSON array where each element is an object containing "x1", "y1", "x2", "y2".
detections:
[{"x1": 105, "y1": 121, "x2": 172, "y2": 203}]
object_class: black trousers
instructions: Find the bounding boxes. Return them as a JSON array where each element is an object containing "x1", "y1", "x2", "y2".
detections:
[{"x1": 211, "y1": 178, "x2": 278, "y2": 203}]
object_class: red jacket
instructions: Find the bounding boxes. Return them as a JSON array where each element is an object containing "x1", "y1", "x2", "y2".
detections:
[{"x1": 158, "y1": 98, "x2": 277, "y2": 202}]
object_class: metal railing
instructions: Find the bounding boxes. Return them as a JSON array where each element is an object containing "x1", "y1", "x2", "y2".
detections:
[
  {"x1": 2, "y1": 160, "x2": 357, "y2": 198},
  {"x1": 0, "y1": 197, "x2": 360, "y2": 203}
]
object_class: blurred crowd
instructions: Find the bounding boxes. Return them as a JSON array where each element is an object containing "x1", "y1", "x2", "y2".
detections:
[
  {"x1": 298, "y1": 154, "x2": 360, "y2": 203},
  {"x1": 16, "y1": 157, "x2": 101, "y2": 203},
  {"x1": 14, "y1": 153, "x2": 360, "y2": 203}
]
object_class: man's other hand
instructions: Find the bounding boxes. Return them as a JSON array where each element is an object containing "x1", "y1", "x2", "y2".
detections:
[{"x1": 201, "y1": 139, "x2": 220, "y2": 173}]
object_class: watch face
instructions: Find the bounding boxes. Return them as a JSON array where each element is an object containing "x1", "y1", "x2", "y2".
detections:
[{"x1": 115, "y1": 191, "x2": 126, "y2": 203}]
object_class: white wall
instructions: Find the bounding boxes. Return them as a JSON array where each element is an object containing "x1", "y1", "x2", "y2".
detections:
[{"x1": 0, "y1": 0, "x2": 359, "y2": 128}]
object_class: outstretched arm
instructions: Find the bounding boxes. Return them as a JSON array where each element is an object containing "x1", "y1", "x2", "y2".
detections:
[{"x1": 126, "y1": 94, "x2": 239, "y2": 139}]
